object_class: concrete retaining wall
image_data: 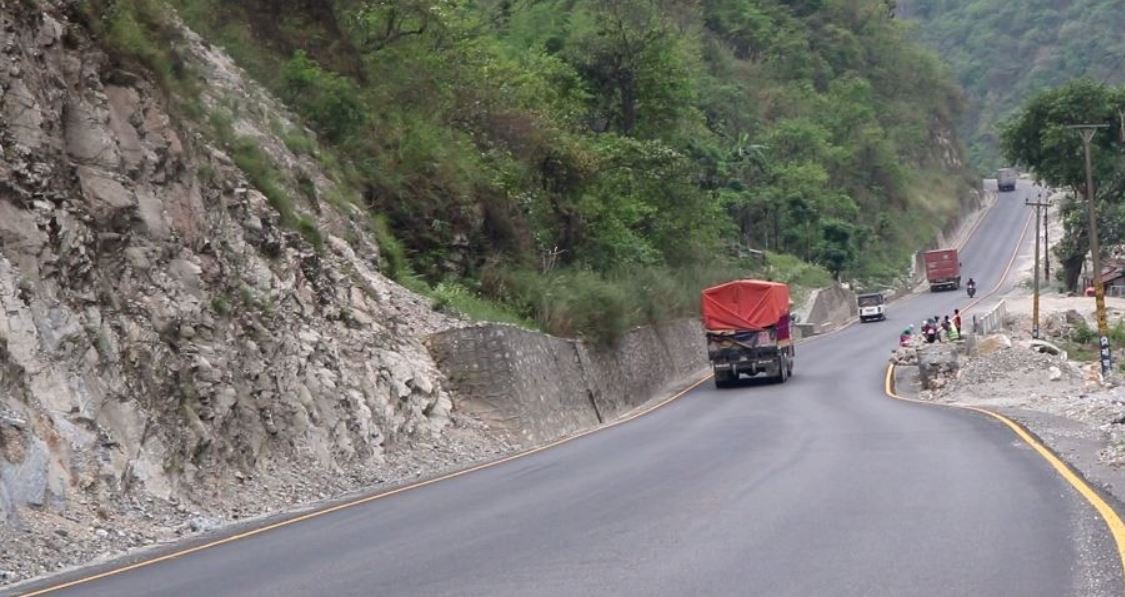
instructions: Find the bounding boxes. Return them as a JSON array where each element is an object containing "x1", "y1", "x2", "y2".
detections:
[
  {"x1": 426, "y1": 319, "x2": 707, "y2": 446},
  {"x1": 805, "y1": 284, "x2": 858, "y2": 333}
]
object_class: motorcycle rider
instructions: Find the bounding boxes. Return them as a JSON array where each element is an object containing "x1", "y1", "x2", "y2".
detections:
[{"x1": 966, "y1": 277, "x2": 976, "y2": 297}]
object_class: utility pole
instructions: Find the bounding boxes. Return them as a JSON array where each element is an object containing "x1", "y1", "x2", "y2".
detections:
[
  {"x1": 1026, "y1": 193, "x2": 1051, "y2": 339},
  {"x1": 1043, "y1": 195, "x2": 1050, "y2": 281},
  {"x1": 1069, "y1": 124, "x2": 1112, "y2": 376}
]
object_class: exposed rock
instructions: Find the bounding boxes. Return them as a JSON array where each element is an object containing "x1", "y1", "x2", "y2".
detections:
[
  {"x1": 1030, "y1": 339, "x2": 1066, "y2": 359},
  {"x1": 0, "y1": 0, "x2": 499, "y2": 586},
  {"x1": 976, "y1": 334, "x2": 1012, "y2": 355},
  {"x1": 917, "y1": 343, "x2": 961, "y2": 390},
  {"x1": 1048, "y1": 366, "x2": 1063, "y2": 382}
]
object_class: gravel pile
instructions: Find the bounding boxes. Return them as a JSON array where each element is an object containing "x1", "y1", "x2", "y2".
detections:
[
  {"x1": 909, "y1": 331, "x2": 1125, "y2": 469},
  {"x1": 0, "y1": 412, "x2": 515, "y2": 586},
  {"x1": 953, "y1": 344, "x2": 1082, "y2": 387}
]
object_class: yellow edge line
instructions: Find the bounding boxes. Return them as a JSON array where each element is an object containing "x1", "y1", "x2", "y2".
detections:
[
  {"x1": 884, "y1": 365, "x2": 1125, "y2": 591},
  {"x1": 953, "y1": 192, "x2": 993, "y2": 252},
  {"x1": 19, "y1": 374, "x2": 712, "y2": 596}
]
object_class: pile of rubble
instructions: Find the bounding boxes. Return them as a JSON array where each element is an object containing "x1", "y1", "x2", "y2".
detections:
[{"x1": 904, "y1": 329, "x2": 1125, "y2": 471}]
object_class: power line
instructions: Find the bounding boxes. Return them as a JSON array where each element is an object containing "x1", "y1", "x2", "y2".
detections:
[{"x1": 1099, "y1": 51, "x2": 1125, "y2": 85}]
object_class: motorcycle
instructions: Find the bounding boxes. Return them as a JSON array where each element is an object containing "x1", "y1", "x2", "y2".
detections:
[{"x1": 966, "y1": 284, "x2": 976, "y2": 298}]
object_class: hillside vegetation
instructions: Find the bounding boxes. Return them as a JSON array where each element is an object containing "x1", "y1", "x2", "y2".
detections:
[
  {"x1": 901, "y1": 0, "x2": 1125, "y2": 171},
  {"x1": 89, "y1": 0, "x2": 973, "y2": 340}
]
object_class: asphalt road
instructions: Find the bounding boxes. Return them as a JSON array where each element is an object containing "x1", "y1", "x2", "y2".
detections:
[{"x1": 20, "y1": 180, "x2": 1125, "y2": 596}]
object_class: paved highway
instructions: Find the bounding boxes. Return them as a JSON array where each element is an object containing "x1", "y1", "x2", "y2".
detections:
[{"x1": 17, "y1": 180, "x2": 1125, "y2": 596}]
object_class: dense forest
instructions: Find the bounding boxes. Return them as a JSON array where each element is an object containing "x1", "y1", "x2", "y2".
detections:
[
  {"x1": 87, "y1": 0, "x2": 974, "y2": 339},
  {"x1": 901, "y1": 0, "x2": 1125, "y2": 172}
]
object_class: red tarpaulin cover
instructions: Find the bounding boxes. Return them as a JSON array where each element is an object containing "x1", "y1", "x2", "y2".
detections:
[{"x1": 701, "y1": 280, "x2": 791, "y2": 332}]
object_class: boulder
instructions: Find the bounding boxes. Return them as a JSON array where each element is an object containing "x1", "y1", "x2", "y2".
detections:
[
  {"x1": 1048, "y1": 366, "x2": 1063, "y2": 382},
  {"x1": 1084, "y1": 363, "x2": 1105, "y2": 392},
  {"x1": 1029, "y1": 339, "x2": 1067, "y2": 360},
  {"x1": 917, "y1": 344, "x2": 960, "y2": 390}
]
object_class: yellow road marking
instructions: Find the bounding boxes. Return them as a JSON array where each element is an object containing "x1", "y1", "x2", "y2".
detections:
[
  {"x1": 884, "y1": 365, "x2": 1125, "y2": 593},
  {"x1": 18, "y1": 374, "x2": 712, "y2": 596},
  {"x1": 953, "y1": 194, "x2": 994, "y2": 252}
]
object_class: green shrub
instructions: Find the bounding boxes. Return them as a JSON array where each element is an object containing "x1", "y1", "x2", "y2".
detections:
[
  {"x1": 562, "y1": 275, "x2": 630, "y2": 348},
  {"x1": 765, "y1": 252, "x2": 833, "y2": 289},
  {"x1": 367, "y1": 214, "x2": 410, "y2": 281},
  {"x1": 282, "y1": 129, "x2": 318, "y2": 156},
  {"x1": 1072, "y1": 320, "x2": 1098, "y2": 345},
  {"x1": 211, "y1": 295, "x2": 233, "y2": 316},
  {"x1": 296, "y1": 217, "x2": 324, "y2": 250},
  {"x1": 1110, "y1": 319, "x2": 1125, "y2": 347},
  {"x1": 84, "y1": 0, "x2": 199, "y2": 110},
  {"x1": 430, "y1": 283, "x2": 533, "y2": 328},
  {"x1": 281, "y1": 51, "x2": 367, "y2": 143}
]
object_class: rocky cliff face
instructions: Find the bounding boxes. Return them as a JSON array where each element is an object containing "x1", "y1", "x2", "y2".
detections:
[{"x1": 0, "y1": 2, "x2": 503, "y2": 581}]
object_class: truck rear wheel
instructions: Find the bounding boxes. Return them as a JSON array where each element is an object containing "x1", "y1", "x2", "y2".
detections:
[
  {"x1": 714, "y1": 370, "x2": 735, "y2": 389},
  {"x1": 774, "y1": 355, "x2": 789, "y2": 384}
]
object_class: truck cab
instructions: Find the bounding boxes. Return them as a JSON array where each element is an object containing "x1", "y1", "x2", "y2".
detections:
[{"x1": 857, "y1": 293, "x2": 886, "y2": 323}]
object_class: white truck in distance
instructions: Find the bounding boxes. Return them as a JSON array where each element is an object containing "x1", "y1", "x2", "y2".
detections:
[
  {"x1": 857, "y1": 293, "x2": 886, "y2": 323},
  {"x1": 997, "y1": 168, "x2": 1018, "y2": 192}
]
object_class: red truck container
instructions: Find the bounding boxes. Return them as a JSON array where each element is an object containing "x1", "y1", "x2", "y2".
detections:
[
  {"x1": 923, "y1": 248, "x2": 961, "y2": 291},
  {"x1": 701, "y1": 280, "x2": 794, "y2": 388}
]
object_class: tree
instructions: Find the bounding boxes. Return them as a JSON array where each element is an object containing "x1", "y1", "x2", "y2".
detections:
[
  {"x1": 816, "y1": 219, "x2": 857, "y2": 280},
  {"x1": 564, "y1": 0, "x2": 698, "y2": 137},
  {"x1": 1001, "y1": 79, "x2": 1125, "y2": 195},
  {"x1": 1003, "y1": 79, "x2": 1125, "y2": 289}
]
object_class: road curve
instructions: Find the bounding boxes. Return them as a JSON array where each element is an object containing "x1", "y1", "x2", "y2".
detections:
[{"x1": 15, "y1": 181, "x2": 1125, "y2": 596}]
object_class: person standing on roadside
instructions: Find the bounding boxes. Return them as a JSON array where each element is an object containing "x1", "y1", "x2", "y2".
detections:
[
  {"x1": 953, "y1": 309, "x2": 962, "y2": 334},
  {"x1": 944, "y1": 315, "x2": 960, "y2": 341}
]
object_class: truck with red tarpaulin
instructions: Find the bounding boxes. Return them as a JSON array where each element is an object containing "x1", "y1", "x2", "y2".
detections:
[
  {"x1": 922, "y1": 248, "x2": 961, "y2": 292},
  {"x1": 701, "y1": 280, "x2": 794, "y2": 388}
]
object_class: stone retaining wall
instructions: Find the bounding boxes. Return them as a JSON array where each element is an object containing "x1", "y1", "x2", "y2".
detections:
[
  {"x1": 805, "y1": 284, "x2": 858, "y2": 333},
  {"x1": 426, "y1": 320, "x2": 707, "y2": 446}
]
